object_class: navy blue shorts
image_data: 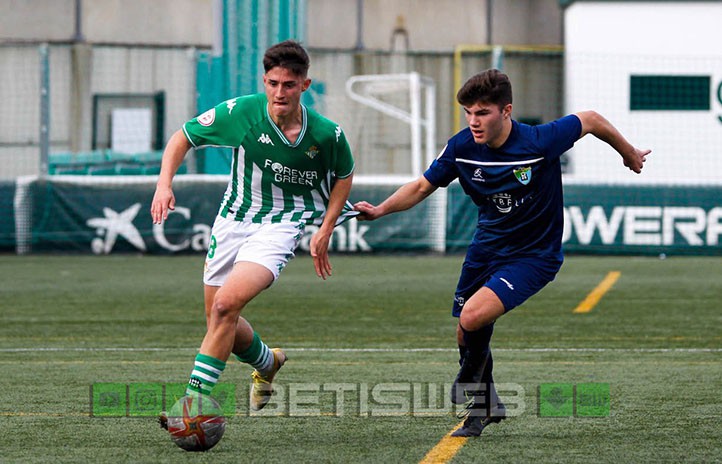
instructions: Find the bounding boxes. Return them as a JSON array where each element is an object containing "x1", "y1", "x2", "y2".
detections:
[{"x1": 452, "y1": 249, "x2": 563, "y2": 317}]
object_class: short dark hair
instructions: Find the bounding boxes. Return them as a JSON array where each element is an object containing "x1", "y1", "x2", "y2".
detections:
[
  {"x1": 456, "y1": 69, "x2": 512, "y2": 108},
  {"x1": 263, "y1": 40, "x2": 310, "y2": 77}
]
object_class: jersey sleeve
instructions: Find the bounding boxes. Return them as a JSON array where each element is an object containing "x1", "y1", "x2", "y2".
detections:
[
  {"x1": 333, "y1": 125, "x2": 355, "y2": 179},
  {"x1": 182, "y1": 97, "x2": 246, "y2": 148},
  {"x1": 534, "y1": 114, "x2": 582, "y2": 161},
  {"x1": 423, "y1": 140, "x2": 458, "y2": 187}
]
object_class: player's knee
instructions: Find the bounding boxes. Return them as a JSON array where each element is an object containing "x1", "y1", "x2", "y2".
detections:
[
  {"x1": 460, "y1": 304, "x2": 502, "y2": 331},
  {"x1": 459, "y1": 311, "x2": 484, "y2": 332},
  {"x1": 209, "y1": 296, "x2": 243, "y2": 324}
]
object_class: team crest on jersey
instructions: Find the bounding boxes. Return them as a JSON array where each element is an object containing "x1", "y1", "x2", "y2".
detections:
[
  {"x1": 305, "y1": 145, "x2": 319, "y2": 159},
  {"x1": 513, "y1": 166, "x2": 532, "y2": 185},
  {"x1": 197, "y1": 108, "x2": 215, "y2": 126}
]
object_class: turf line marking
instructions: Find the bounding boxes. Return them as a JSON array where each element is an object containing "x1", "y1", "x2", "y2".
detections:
[
  {"x1": 1, "y1": 347, "x2": 721, "y2": 353},
  {"x1": 419, "y1": 420, "x2": 467, "y2": 464},
  {"x1": 573, "y1": 271, "x2": 621, "y2": 314}
]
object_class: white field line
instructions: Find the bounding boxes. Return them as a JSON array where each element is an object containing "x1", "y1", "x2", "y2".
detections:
[{"x1": 0, "y1": 347, "x2": 720, "y2": 353}]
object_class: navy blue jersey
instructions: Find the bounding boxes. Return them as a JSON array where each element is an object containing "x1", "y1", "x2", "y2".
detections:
[{"x1": 424, "y1": 115, "x2": 581, "y2": 257}]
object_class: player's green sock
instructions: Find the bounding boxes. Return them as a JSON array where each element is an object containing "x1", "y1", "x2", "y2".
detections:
[
  {"x1": 235, "y1": 331, "x2": 274, "y2": 374},
  {"x1": 186, "y1": 353, "x2": 226, "y2": 396}
]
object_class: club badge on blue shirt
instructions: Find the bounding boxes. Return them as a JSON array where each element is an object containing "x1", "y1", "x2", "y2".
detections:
[{"x1": 513, "y1": 166, "x2": 532, "y2": 185}]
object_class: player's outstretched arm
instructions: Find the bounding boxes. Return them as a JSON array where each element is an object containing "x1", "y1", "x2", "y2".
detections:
[
  {"x1": 575, "y1": 110, "x2": 651, "y2": 174},
  {"x1": 354, "y1": 175, "x2": 437, "y2": 221},
  {"x1": 310, "y1": 175, "x2": 354, "y2": 280},
  {"x1": 150, "y1": 130, "x2": 192, "y2": 224}
]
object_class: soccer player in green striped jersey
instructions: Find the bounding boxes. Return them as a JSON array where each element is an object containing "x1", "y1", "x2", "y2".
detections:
[{"x1": 150, "y1": 40, "x2": 355, "y2": 414}]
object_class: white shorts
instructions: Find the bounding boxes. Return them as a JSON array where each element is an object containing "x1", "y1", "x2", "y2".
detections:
[{"x1": 203, "y1": 215, "x2": 306, "y2": 286}]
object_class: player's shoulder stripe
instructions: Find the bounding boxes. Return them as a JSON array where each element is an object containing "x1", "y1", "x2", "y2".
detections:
[
  {"x1": 435, "y1": 144, "x2": 449, "y2": 160},
  {"x1": 181, "y1": 124, "x2": 197, "y2": 147},
  {"x1": 181, "y1": 122, "x2": 198, "y2": 148},
  {"x1": 455, "y1": 157, "x2": 544, "y2": 167},
  {"x1": 336, "y1": 163, "x2": 355, "y2": 179}
]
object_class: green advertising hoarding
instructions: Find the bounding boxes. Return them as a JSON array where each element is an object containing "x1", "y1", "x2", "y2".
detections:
[
  {"x1": 18, "y1": 177, "x2": 439, "y2": 254},
  {"x1": 7, "y1": 177, "x2": 722, "y2": 255},
  {"x1": 447, "y1": 183, "x2": 722, "y2": 255},
  {"x1": 0, "y1": 180, "x2": 16, "y2": 250}
]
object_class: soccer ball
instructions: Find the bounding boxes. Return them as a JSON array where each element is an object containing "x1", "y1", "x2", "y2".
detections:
[{"x1": 166, "y1": 394, "x2": 226, "y2": 452}]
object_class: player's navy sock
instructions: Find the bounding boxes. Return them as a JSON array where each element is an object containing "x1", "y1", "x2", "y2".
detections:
[
  {"x1": 458, "y1": 344, "x2": 467, "y2": 366},
  {"x1": 234, "y1": 331, "x2": 274, "y2": 374},
  {"x1": 460, "y1": 323, "x2": 496, "y2": 413},
  {"x1": 460, "y1": 322, "x2": 494, "y2": 363},
  {"x1": 186, "y1": 353, "x2": 226, "y2": 396}
]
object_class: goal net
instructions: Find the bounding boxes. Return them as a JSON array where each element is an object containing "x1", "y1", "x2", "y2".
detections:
[{"x1": 341, "y1": 72, "x2": 446, "y2": 252}]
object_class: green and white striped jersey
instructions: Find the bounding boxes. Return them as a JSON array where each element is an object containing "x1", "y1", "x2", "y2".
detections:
[{"x1": 183, "y1": 94, "x2": 356, "y2": 225}]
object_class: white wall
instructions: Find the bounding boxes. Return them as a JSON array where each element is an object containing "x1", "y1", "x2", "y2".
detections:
[
  {"x1": 308, "y1": 0, "x2": 562, "y2": 51},
  {"x1": 0, "y1": 0, "x2": 562, "y2": 50},
  {"x1": 564, "y1": 1, "x2": 722, "y2": 185},
  {"x1": 0, "y1": 0, "x2": 76, "y2": 41},
  {"x1": 0, "y1": 0, "x2": 214, "y2": 46},
  {"x1": 84, "y1": 0, "x2": 214, "y2": 45}
]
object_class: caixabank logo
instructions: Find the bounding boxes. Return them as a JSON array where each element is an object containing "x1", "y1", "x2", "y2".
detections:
[
  {"x1": 85, "y1": 203, "x2": 370, "y2": 254},
  {"x1": 86, "y1": 203, "x2": 211, "y2": 254}
]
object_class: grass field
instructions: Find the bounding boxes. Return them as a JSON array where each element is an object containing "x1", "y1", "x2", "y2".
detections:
[{"x1": 1, "y1": 254, "x2": 720, "y2": 463}]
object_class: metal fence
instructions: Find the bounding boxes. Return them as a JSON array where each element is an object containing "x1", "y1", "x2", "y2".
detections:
[{"x1": 0, "y1": 42, "x2": 564, "y2": 179}]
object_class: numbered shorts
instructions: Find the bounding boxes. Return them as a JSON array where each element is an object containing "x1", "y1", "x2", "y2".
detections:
[
  {"x1": 203, "y1": 215, "x2": 306, "y2": 286},
  {"x1": 452, "y1": 250, "x2": 563, "y2": 317}
]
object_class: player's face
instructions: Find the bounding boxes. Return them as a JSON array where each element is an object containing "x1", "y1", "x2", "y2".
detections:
[
  {"x1": 263, "y1": 67, "x2": 310, "y2": 121},
  {"x1": 463, "y1": 102, "x2": 512, "y2": 148}
]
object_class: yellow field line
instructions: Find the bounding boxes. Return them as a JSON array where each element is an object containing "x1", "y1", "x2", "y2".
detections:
[
  {"x1": 419, "y1": 420, "x2": 467, "y2": 464},
  {"x1": 573, "y1": 271, "x2": 621, "y2": 314}
]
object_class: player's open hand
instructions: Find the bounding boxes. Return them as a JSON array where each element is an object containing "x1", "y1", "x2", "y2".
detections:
[
  {"x1": 150, "y1": 185, "x2": 176, "y2": 224},
  {"x1": 310, "y1": 229, "x2": 333, "y2": 280},
  {"x1": 624, "y1": 147, "x2": 651, "y2": 174},
  {"x1": 353, "y1": 201, "x2": 381, "y2": 221}
]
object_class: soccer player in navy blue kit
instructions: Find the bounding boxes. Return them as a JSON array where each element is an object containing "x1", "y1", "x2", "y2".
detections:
[{"x1": 354, "y1": 69, "x2": 650, "y2": 436}]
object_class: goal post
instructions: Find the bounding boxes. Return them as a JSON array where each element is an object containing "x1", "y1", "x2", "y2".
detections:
[
  {"x1": 344, "y1": 72, "x2": 446, "y2": 252},
  {"x1": 346, "y1": 72, "x2": 437, "y2": 177}
]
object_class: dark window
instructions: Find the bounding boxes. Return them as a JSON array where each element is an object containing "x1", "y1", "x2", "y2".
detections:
[{"x1": 630, "y1": 75, "x2": 710, "y2": 111}]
